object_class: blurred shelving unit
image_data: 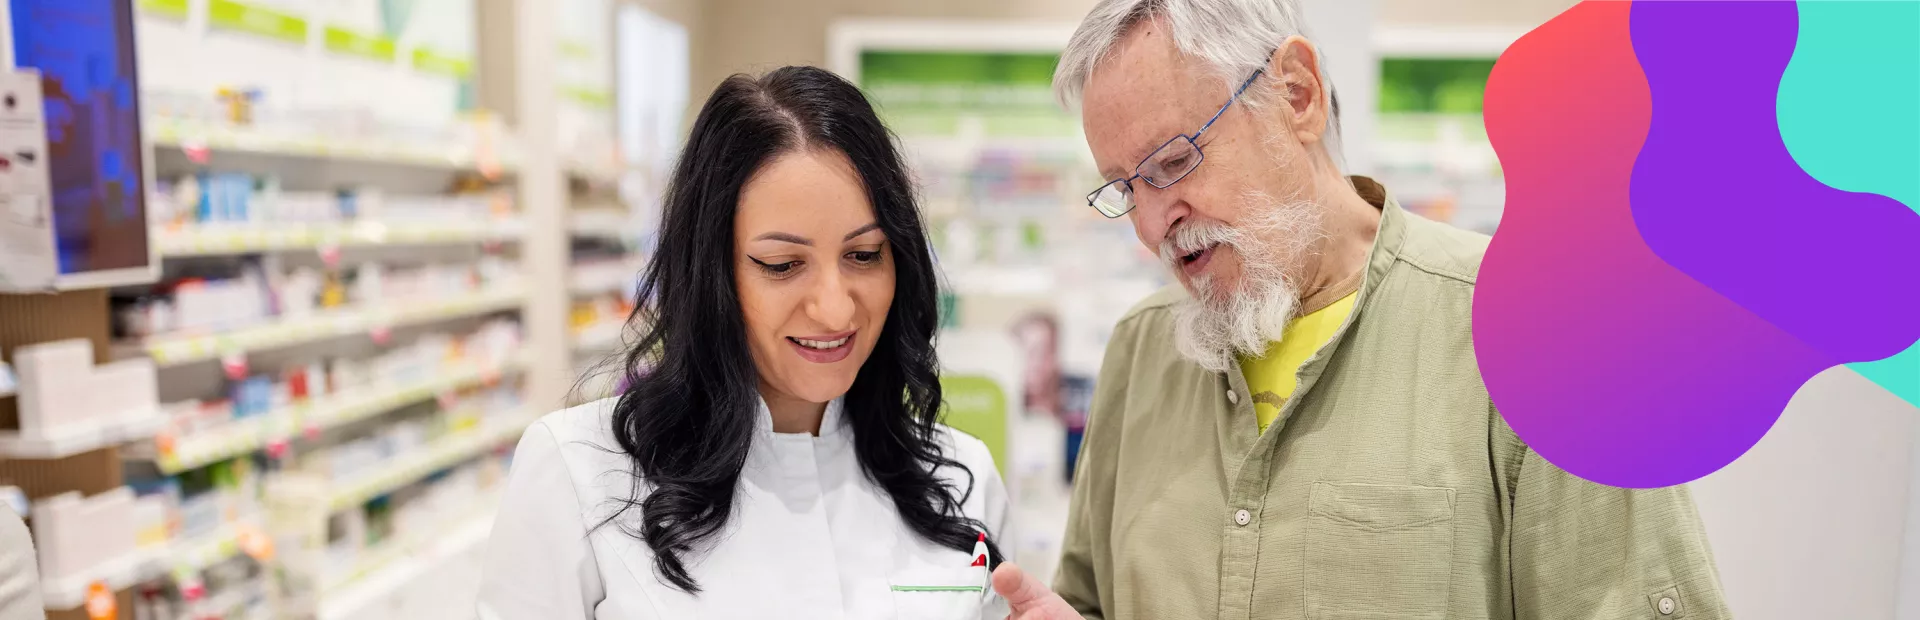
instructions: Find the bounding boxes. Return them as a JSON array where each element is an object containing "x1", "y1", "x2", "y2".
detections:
[
  {"x1": 122, "y1": 287, "x2": 528, "y2": 366},
  {"x1": 146, "y1": 116, "x2": 523, "y2": 175},
  {"x1": 314, "y1": 496, "x2": 499, "y2": 620},
  {"x1": 155, "y1": 220, "x2": 528, "y2": 257},
  {"x1": 1367, "y1": 27, "x2": 1517, "y2": 236},
  {"x1": 0, "y1": 1, "x2": 603, "y2": 618}
]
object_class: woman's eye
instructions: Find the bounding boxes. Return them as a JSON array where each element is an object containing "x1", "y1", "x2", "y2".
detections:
[
  {"x1": 847, "y1": 251, "x2": 882, "y2": 264},
  {"x1": 751, "y1": 258, "x2": 800, "y2": 274}
]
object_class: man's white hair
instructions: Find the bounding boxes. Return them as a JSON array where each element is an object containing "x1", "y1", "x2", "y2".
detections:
[{"x1": 1054, "y1": 0, "x2": 1345, "y2": 170}]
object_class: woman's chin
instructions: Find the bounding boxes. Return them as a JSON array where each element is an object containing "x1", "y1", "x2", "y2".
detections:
[{"x1": 773, "y1": 374, "x2": 858, "y2": 405}]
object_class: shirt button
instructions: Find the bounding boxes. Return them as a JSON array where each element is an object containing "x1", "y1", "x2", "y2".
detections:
[
  {"x1": 1657, "y1": 597, "x2": 1675, "y2": 615},
  {"x1": 1226, "y1": 390, "x2": 1239, "y2": 405},
  {"x1": 1233, "y1": 509, "x2": 1251, "y2": 526}
]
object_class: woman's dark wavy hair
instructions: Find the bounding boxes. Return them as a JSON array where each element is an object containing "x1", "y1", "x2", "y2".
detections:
[{"x1": 602, "y1": 66, "x2": 1002, "y2": 594}]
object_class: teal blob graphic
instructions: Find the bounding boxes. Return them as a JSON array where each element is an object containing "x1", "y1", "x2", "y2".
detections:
[{"x1": 1777, "y1": 0, "x2": 1920, "y2": 406}]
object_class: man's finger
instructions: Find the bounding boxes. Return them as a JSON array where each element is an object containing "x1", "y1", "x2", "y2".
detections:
[{"x1": 992, "y1": 562, "x2": 1063, "y2": 614}]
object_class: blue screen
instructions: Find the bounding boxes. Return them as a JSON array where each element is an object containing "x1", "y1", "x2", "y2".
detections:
[{"x1": 10, "y1": 0, "x2": 149, "y2": 275}]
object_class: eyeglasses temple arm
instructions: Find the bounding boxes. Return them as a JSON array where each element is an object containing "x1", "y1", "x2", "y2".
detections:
[{"x1": 1192, "y1": 69, "x2": 1265, "y2": 140}]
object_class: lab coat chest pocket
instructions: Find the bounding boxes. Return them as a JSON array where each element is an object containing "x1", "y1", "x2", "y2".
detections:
[{"x1": 889, "y1": 567, "x2": 988, "y2": 620}]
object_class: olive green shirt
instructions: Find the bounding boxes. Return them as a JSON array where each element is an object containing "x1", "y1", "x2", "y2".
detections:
[{"x1": 1053, "y1": 177, "x2": 1730, "y2": 620}]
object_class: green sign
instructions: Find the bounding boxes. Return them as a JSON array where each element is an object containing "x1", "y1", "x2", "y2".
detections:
[
  {"x1": 561, "y1": 86, "x2": 614, "y2": 109},
  {"x1": 412, "y1": 48, "x2": 474, "y2": 78},
  {"x1": 137, "y1": 0, "x2": 190, "y2": 19},
  {"x1": 861, "y1": 51, "x2": 1058, "y2": 87},
  {"x1": 858, "y1": 51, "x2": 1076, "y2": 138},
  {"x1": 939, "y1": 375, "x2": 1009, "y2": 478},
  {"x1": 208, "y1": 0, "x2": 309, "y2": 44},
  {"x1": 559, "y1": 40, "x2": 595, "y2": 60},
  {"x1": 1379, "y1": 58, "x2": 1497, "y2": 113},
  {"x1": 324, "y1": 27, "x2": 397, "y2": 62}
]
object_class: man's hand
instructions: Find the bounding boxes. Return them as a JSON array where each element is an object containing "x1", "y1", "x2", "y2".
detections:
[{"x1": 991, "y1": 562, "x2": 1084, "y2": 620}]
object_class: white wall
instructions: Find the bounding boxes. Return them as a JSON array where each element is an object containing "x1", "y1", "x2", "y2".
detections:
[
  {"x1": 1298, "y1": 0, "x2": 1377, "y2": 176},
  {"x1": 1690, "y1": 366, "x2": 1919, "y2": 619}
]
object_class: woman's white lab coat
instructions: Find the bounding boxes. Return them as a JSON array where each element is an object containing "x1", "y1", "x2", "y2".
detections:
[{"x1": 476, "y1": 397, "x2": 1013, "y2": 619}]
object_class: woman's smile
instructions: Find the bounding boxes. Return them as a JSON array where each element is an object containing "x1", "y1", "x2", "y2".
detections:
[{"x1": 788, "y1": 330, "x2": 856, "y2": 363}]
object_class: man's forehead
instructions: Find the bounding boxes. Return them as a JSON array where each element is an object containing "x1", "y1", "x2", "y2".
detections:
[{"x1": 1080, "y1": 26, "x2": 1214, "y2": 176}]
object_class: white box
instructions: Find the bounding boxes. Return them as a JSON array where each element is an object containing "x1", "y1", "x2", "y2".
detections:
[
  {"x1": 30, "y1": 488, "x2": 137, "y2": 581},
  {"x1": 9, "y1": 339, "x2": 159, "y2": 440},
  {"x1": 13, "y1": 340, "x2": 93, "y2": 434}
]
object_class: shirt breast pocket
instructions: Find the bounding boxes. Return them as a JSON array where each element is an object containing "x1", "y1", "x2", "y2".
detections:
[
  {"x1": 1305, "y1": 482, "x2": 1457, "y2": 620},
  {"x1": 889, "y1": 567, "x2": 992, "y2": 620}
]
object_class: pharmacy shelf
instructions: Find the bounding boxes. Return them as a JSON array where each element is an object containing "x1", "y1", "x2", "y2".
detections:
[
  {"x1": 947, "y1": 264, "x2": 1057, "y2": 297},
  {"x1": 570, "y1": 258, "x2": 643, "y2": 296},
  {"x1": 326, "y1": 414, "x2": 534, "y2": 512},
  {"x1": 41, "y1": 546, "x2": 166, "y2": 610},
  {"x1": 156, "y1": 220, "x2": 528, "y2": 256},
  {"x1": 565, "y1": 159, "x2": 623, "y2": 188},
  {"x1": 142, "y1": 516, "x2": 266, "y2": 581},
  {"x1": 149, "y1": 354, "x2": 529, "y2": 474},
  {"x1": 571, "y1": 321, "x2": 626, "y2": 354},
  {"x1": 569, "y1": 209, "x2": 635, "y2": 240},
  {"x1": 317, "y1": 504, "x2": 497, "y2": 620},
  {"x1": 149, "y1": 117, "x2": 520, "y2": 174},
  {"x1": 0, "y1": 409, "x2": 167, "y2": 460},
  {"x1": 127, "y1": 287, "x2": 527, "y2": 366}
]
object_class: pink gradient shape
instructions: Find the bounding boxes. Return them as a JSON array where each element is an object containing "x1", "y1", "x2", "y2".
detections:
[{"x1": 1474, "y1": 1, "x2": 1831, "y2": 488}]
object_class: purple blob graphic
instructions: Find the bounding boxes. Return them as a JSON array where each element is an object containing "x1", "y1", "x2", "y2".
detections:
[{"x1": 1629, "y1": 1, "x2": 1920, "y2": 363}]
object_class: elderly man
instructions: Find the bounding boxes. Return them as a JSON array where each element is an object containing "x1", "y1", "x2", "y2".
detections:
[{"x1": 988, "y1": 1, "x2": 1732, "y2": 618}]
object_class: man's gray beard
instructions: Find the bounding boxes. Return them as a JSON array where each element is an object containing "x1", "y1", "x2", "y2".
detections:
[{"x1": 1163, "y1": 193, "x2": 1324, "y2": 373}]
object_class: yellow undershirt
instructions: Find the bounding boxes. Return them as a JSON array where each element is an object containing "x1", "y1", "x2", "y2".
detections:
[{"x1": 1239, "y1": 291, "x2": 1358, "y2": 434}]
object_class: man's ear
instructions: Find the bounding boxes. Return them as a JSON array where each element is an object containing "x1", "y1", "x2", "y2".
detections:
[{"x1": 1269, "y1": 35, "x2": 1330, "y2": 147}]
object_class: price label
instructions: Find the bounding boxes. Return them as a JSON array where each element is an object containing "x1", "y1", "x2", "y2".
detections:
[
  {"x1": 434, "y1": 391, "x2": 457, "y2": 411},
  {"x1": 303, "y1": 422, "x2": 323, "y2": 441},
  {"x1": 369, "y1": 325, "x2": 392, "y2": 346},
  {"x1": 85, "y1": 582, "x2": 115, "y2": 619},
  {"x1": 181, "y1": 139, "x2": 211, "y2": 165},
  {"x1": 264, "y1": 438, "x2": 289, "y2": 460},
  {"x1": 154, "y1": 431, "x2": 178, "y2": 458},
  {"x1": 219, "y1": 350, "x2": 249, "y2": 380},
  {"x1": 238, "y1": 526, "x2": 275, "y2": 561},
  {"x1": 318, "y1": 244, "x2": 342, "y2": 268},
  {"x1": 178, "y1": 578, "x2": 205, "y2": 602}
]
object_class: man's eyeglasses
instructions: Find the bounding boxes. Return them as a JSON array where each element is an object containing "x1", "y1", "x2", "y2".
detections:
[{"x1": 1086, "y1": 70, "x2": 1265, "y2": 218}]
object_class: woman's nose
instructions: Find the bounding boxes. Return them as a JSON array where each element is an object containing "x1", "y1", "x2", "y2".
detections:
[{"x1": 804, "y1": 270, "x2": 856, "y2": 330}]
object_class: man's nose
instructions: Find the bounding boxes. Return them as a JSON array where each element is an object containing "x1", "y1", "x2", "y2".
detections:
[{"x1": 1130, "y1": 183, "x2": 1189, "y2": 247}]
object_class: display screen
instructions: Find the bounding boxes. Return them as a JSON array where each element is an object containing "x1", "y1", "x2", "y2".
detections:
[{"x1": 10, "y1": 0, "x2": 150, "y2": 275}]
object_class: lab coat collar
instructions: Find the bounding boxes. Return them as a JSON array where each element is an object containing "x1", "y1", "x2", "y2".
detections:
[{"x1": 752, "y1": 395, "x2": 848, "y2": 438}]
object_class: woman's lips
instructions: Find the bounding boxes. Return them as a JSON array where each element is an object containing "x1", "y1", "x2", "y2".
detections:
[{"x1": 787, "y1": 330, "x2": 855, "y2": 364}]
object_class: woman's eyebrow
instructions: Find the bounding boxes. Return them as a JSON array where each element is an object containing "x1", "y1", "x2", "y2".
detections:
[
  {"x1": 752, "y1": 231, "x2": 812, "y2": 245},
  {"x1": 843, "y1": 222, "x2": 881, "y2": 241}
]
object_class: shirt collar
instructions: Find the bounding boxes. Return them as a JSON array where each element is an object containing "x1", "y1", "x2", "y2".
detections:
[
  {"x1": 1352, "y1": 175, "x2": 1412, "y2": 309},
  {"x1": 1288, "y1": 177, "x2": 1389, "y2": 315},
  {"x1": 751, "y1": 394, "x2": 848, "y2": 438}
]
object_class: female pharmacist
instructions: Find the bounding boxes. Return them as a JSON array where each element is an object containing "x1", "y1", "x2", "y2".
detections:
[
  {"x1": 477, "y1": 66, "x2": 1011, "y2": 619},
  {"x1": 0, "y1": 503, "x2": 43, "y2": 620}
]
